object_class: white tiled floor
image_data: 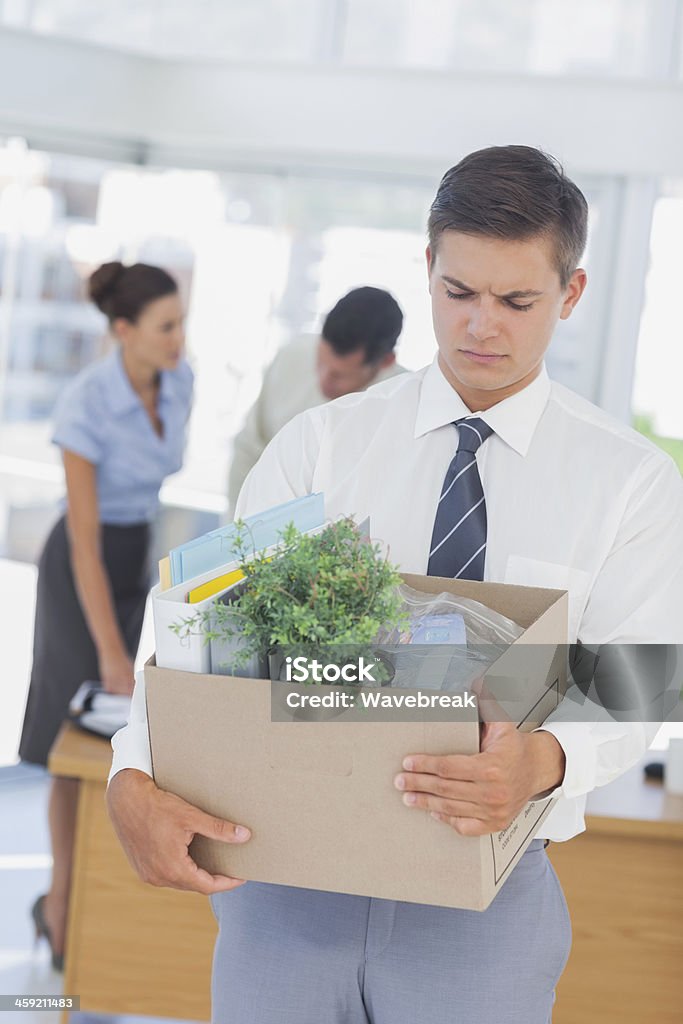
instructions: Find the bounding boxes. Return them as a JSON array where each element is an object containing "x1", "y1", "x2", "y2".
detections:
[{"x1": 0, "y1": 763, "x2": 63, "y2": 1024}]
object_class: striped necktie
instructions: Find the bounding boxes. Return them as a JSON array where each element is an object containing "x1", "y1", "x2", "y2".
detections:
[{"x1": 427, "y1": 417, "x2": 494, "y2": 581}]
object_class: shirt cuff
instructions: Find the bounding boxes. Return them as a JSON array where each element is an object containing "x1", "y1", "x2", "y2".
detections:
[
  {"x1": 107, "y1": 670, "x2": 154, "y2": 786},
  {"x1": 52, "y1": 428, "x2": 101, "y2": 465},
  {"x1": 107, "y1": 745, "x2": 153, "y2": 786},
  {"x1": 533, "y1": 723, "x2": 598, "y2": 800}
]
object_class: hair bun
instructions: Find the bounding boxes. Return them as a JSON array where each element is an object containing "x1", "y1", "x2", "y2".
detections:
[{"x1": 88, "y1": 261, "x2": 126, "y2": 314}]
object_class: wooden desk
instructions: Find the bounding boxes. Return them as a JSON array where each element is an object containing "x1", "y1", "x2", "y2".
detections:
[
  {"x1": 550, "y1": 759, "x2": 683, "y2": 1024},
  {"x1": 49, "y1": 724, "x2": 215, "y2": 1021}
]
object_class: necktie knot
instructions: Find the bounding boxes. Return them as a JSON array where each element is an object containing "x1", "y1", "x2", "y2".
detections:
[{"x1": 455, "y1": 417, "x2": 493, "y2": 454}]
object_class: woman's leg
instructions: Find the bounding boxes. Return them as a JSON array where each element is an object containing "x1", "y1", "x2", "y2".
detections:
[
  {"x1": 41, "y1": 776, "x2": 79, "y2": 957},
  {"x1": 22, "y1": 520, "x2": 149, "y2": 961}
]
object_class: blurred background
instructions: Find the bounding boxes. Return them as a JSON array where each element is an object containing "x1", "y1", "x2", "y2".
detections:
[{"x1": 0, "y1": 2, "x2": 682, "y2": 1018}]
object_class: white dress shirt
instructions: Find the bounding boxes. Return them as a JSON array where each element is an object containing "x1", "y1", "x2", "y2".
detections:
[{"x1": 111, "y1": 359, "x2": 683, "y2": 842}]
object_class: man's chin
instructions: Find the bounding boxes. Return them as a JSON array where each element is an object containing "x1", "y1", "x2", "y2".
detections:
[{"x1": 444, "y1": 358, "x2": 511, "y2": 392}]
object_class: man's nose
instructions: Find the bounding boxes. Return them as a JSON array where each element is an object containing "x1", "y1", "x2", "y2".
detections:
[{"x1": 467, "y1": 300, "x2": 499, "y2": 341}]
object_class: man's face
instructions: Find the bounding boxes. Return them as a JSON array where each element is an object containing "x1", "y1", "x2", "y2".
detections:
[
  {"x1": 427, "y1": 231, "x2": 586, "y2": 409},
  {"x1": 316, "y1": 338, "x2": 387, "y2": 400}
]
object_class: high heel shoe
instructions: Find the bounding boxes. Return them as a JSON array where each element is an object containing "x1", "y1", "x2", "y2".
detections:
[{"x1": 30, "y1": 895, "x2": 64, "y2": 972}]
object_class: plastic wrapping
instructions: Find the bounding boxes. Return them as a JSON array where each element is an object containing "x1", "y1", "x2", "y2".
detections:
[
  {"x1": 377, "y1": 584, "x2": 523, "y2": 692},
  {"x1": 393, "y1": 584, "x2": 523, "y2": 646}
]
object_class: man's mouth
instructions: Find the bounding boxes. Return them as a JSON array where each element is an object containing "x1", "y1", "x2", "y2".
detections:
[{"x1": 459, "y1": 350, "x2": 506, "y2": 364}]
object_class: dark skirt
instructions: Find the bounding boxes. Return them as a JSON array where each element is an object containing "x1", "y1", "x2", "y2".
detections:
[{"x1": 19, "y1": 515, "x2": 150, "y2": 767}]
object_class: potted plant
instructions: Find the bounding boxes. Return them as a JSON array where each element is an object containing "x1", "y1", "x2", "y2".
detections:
[{"x1": 171, "y1": 516, "x2": 406, "y2": 682}]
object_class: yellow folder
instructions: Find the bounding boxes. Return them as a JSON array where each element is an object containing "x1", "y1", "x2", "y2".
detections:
[{"x1": 187, "y1": 568, "x2": 244, "y2": 604}]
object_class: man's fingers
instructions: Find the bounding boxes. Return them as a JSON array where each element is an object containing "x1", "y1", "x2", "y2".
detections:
[
  {"x1": 432, "y1": 813, "x2": 491, "y2": 837},
  {"x1": 401, "y1": 727, "x2": 520, "y2": 782},
  {"x1": 188, "y1": 808, "x2": 251, "y2": 845},
  {"x1": 139, "y1": 836, "x2": 248, "y2": 893},
  {"x1": 400, "y1": 753, "x2": 481, "y2": 781},
  {"x1": 395, "y1": 770, "x2": 478, "y2": 802},
  {"x1": 170, "y1": 851, "x2": 247, "y2": 895},
  {"x1": 401, "y1": 790, "x2": 487, "y2": 819}
]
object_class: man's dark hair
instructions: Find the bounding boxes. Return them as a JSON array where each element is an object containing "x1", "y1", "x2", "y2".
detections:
[
  {"x1": 427, "y1": 146, "x2": 588, "y2": 287},
  {"x1": 321, "y1": 287, "x2": 403, "y2": 363}
]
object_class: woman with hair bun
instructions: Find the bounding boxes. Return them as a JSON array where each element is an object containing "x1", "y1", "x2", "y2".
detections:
[{"x1": 19, "y1": 261, "x2": 193, "y2": 969}]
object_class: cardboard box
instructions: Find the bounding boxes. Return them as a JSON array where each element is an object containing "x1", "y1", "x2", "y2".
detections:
[{"x1": 145, "y1": 574, "x2": 568, "y2": 911}]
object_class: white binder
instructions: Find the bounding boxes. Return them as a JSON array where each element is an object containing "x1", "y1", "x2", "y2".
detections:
[{"x1": 152, "y1": 560, "x2": 242, "y2": 672}]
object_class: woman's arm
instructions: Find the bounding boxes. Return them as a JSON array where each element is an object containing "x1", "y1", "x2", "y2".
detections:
[{"x1": 62, "y1": 449, "x2": 134, "y2": 695}]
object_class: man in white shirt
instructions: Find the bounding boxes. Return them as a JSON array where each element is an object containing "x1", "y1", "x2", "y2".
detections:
[
  {"x1": 227, "y1": 286, "x2": 405, "y2": 512},
  {"x1": 107, "y1": 146, "x2": 683, "y2": 1023}
]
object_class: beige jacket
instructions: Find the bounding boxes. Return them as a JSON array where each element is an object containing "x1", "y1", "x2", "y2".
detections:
[{"x1": 228, "y1": 335, "x2": 405, "y2": 511}]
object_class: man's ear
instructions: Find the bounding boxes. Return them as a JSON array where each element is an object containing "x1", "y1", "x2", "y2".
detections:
[
  {"x1": 559, "y1": 268, "x2": 587, "y2": 320},
  {"x1": 378, "y1": 352, "x2": 397, "y2": 369},
  {"x1": 426, "y1": 244, "x2": 434, "y2": 292}
]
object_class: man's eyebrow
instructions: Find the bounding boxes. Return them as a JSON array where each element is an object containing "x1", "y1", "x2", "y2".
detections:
[
  {"x1": 442, "y1": 276, "x2": 474, "y2": 291},
  {"x1": 496, "y1": 288, "x2": 544, "y2": 299},
  {"x1": 441, "y1": 275, "x2": 543, "y2": 299}
]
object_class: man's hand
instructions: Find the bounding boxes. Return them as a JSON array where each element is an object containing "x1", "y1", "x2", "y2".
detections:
[
  {"x1": 106, "y1": 768, "x2": 251, "y2": 893},
  {"x1": 393, "y1": 723, "x2": 566, "y2": 837}
]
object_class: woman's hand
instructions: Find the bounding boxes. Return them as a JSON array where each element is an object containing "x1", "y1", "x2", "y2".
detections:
[{"x1": 99, "y1": 649, "x2": 135, "y2": 695}]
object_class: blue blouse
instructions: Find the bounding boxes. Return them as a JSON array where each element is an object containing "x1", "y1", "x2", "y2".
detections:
[{"x1": 52, "y1": 348, "x2": 194, "y2": 525}]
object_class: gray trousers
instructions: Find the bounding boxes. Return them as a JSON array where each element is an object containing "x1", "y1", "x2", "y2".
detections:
[{"x1": 210, "y1": 840, "x2": 572, "y2": 1023}]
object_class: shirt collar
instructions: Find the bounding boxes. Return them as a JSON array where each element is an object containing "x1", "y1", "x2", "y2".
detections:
[
  {"x1": 106, "y1": 348, "x2": 140, "y2": 416},
  {"x1": 107, "y1": 347, "x2": 177, "y2": 415},
  {"x1": 158, "y1": 368, "x2": 177, "y2": 404},
  {"x1": 414, "y1": 356, "x2": 551, "y2": 457}
]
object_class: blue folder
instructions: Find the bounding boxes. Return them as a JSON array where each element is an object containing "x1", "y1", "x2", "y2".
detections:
[{"x1": 169, "y1": 493, "x2": 325, "y2": 585}]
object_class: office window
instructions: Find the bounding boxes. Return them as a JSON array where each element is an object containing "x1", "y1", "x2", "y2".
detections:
[
  {"x1": 7, "y1": 0, "x2": 679, "y2": 75},
  {"x1": 342, "y1": 0, "x2": 670, "y2": 78},
  {"x1": 4, "y1": 0, "x2": 324, "y2": 61},
  {"x1": 276, "y1": 175, "x2": 436, "y2": 370},
  {"x1": 0, "y1": 142, "x2": 107, "y2": 432},
  {"x1": 632, "y1": 187, "x2": 683, "y2": 472}
]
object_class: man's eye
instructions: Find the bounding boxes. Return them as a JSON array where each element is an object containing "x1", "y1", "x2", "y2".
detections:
[
  {"x1": 445, "y1": 289, "x2": 472, "y2": 301},
  {"x1": 506, "y1": 300, "x2": 534, "y2": 312}
]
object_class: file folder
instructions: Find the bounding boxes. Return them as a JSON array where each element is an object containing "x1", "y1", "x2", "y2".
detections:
[{"x1": 169, "y1": 493, "x2": 325, "y2": 585}]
